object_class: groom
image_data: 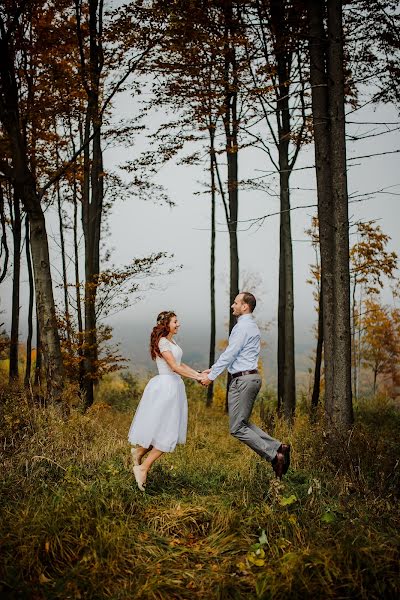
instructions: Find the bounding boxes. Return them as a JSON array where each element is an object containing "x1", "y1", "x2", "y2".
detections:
[{"x1": 200, "y1": 292, "x2": 290, "y2": 479}]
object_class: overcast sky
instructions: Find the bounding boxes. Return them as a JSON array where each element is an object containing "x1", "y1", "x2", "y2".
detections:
[
  {"x1": 102, "y1": 97, "x2": 399, "y2": 374},
  {"x1": 1, "y1": 93, "x2": 399, "y2": 380}
]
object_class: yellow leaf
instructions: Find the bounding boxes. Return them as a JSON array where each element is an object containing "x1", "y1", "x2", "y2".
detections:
[{"x1": 248, "y1": 553, "x2": 265, "y2": 567}]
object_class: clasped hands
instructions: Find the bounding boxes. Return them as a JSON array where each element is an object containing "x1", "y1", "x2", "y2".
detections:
[{"x1": 198, "y1": 368, "x2": 212, "y2": 386}]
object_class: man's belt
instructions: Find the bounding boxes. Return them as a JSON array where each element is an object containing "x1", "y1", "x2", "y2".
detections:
[{"x1": 231, "y1": 369, "x2": 258, "y2": 380}]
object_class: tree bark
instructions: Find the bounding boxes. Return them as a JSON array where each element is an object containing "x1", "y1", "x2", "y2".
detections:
[
  {"x1": 207, "y1": 126, "x2": 217, "y2": 407},
  {"x1": 351, "y1": 279, "x2": 357, "y2": 399},
  {"x1": 55, "y1": 142, "x2": 71, "y2": 346},
  {"x1": 0, "y1": 183, "x2": 9, "y2": 284},
  {"x1": 9, "y1": 188, "x2": 21, "y2": 382},
  {"x1": 311, "y1": 284, "x2": 324, "y2": 412},
  {"x1": 24, "y1": 214, "x2": 34, "y2": 388},
  {"x1": 223, "y1": 1, "x2": 240, "y2": 412},
  {"x1": 223, "y1": 1, "x2": 240, "y2": 335},
  {"x1": 307, "y1": 0, "x2": 335, "y2": 419},
  {"x1": 76, "y1": 0, "x2": 105, "y2": 409},
  {"x1": 277, "y1": 168, "x2": 296, "y2": 420},
  {"x1": 29, "y1": 211, "x2": 65, "y2": 395},
  {"x1": 327, "y1": 0, "x2": 353, "y2": 428},
  {"x1": 307, "y1": 0, "x2": 353, "y2": 429},
  {"x1": 34, "y1": 306, "x2": 41, "y2": 386},
  {"x1": 73, "y1": 164, "x2": 85, "y2": 389},
  {"x1": 270, "y1": 0, "x2": 296, "y2": 421}
]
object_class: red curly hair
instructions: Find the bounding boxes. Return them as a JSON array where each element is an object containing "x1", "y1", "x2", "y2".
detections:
[{"x1": 150, "y1": 311, "x2": 176, "y2": 360}]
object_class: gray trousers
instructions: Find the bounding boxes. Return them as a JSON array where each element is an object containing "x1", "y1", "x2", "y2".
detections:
[{"x1": 228, "y1": 374, "x2": 281, "y2": 462}]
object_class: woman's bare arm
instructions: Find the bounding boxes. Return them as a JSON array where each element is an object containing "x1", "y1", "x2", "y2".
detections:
[{"x1": 161, "y1": 351, "x2": 201, "y2": 380}]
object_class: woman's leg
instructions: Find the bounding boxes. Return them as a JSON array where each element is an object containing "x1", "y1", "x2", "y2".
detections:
[
  {"x1": 141, "y1": 447, "x2": 164, "y2": 475},
  {"x1": 132, "y1": 445, "x2": 153, "y2": 465},
  {"x1": 133, "y1": 447, "x2": 164, "y2": 490}
]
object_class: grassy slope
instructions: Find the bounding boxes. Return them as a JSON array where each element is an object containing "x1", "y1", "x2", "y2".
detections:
[{"x1": 0, "y1": 384, "x2": 399, "y2": 600}]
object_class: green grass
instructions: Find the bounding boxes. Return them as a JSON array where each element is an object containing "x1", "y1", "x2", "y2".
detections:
[{"x1": 0, "y1": 383, "x2": 399, "y2": 599}]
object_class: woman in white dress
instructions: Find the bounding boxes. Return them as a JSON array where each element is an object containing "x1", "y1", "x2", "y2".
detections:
[{"x1": 128, "y1": 310, "x2": 202, "y2": 491}]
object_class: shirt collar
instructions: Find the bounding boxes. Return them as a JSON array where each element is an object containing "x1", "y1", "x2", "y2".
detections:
[{"x1": 238, "y1": 313, "x2": 254, "y2": 322}]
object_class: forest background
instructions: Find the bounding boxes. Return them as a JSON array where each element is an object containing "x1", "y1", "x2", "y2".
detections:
[
  {"x1": 0, "y1": 1, "x2": 400, "y2": 598},
  {"x1": 0, "y1": 0, "x2": 399, "y2": 400}
]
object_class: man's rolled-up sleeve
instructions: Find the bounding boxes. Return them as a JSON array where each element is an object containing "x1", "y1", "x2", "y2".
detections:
[{"x1": 208, "y1": 326, "x2": 246, "y2": 381}]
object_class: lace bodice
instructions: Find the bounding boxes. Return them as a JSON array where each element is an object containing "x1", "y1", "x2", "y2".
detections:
[{"x1": 156, "y1": 337, "x2": 183, "y2": 375}]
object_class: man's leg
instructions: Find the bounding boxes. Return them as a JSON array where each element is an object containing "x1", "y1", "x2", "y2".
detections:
[{"x1": 228, "y1": 375, "x2": 281, "y2": 462}]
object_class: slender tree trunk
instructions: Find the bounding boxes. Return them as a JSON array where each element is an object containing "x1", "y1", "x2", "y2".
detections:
[
  {"x1": 0, "y1": 184, "x2": 9, "y2": 283},
  {"x1": 327, "y1": 0, "x2": 353, "y2": 428},
  {"x1": 207, "y1": 126, "x2": 217, "y2": 407},
  {"x1": 29, "y1": 210, "x2": 65, "y2": 396},
  {"x1": 222, "y1": 0, "x2": 239, "y2": 334},
  {"x1": 269, "y1": 0, "x2": 296, "y2": 421},
  {"x1": 277, "y1": 169, "x2": 296, "y2": 420},
  {"x1": 227, "y1": 146, "x2": 239, "y2": 333},
  {"x1": 82, "y1": 108, "x2": 103, "y2": 408},
  {"x1": 76, "y1": 0, "x2": 105, "y2": 409},
  {"x1": 24, "y1": 214, "x2": 34, "y2": 387},
  {"x1": 373, "y1": 367, "x2": 377, "y2": 396},
  {"x1": 73, "y1": 174, "x2": 85, "y2": 389},
  {"x1": 277, "y1": 241, "x2": 285, "y2": 417},
  {"x1": 356, "y1": 286, "x2": 362, "y2": 397},
  {"x1": 351, "y1": 280, "x2": 357, "y2": 399},
  {"x1": 9, "y1": 188, "x2": 21, "y2": 382},
  {"x1": 222, "y1": 1, "x2": 240, "y2": 411},
  {"x1": 55, "y1": 143, "x2": 71, "y2": 346},
  {"x1": 34, "y1": 307, "x2": 41, "y2": 386},
  {"x1": 307, "y1": 0, "x2": 335, "y2": 419},
  {"x1": 311, "y1": 285, "x2": 324, "y2": 411}
]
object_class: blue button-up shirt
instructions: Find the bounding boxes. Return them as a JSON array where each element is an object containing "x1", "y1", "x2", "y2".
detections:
[{"x1": 208, "y1": 314, "x2": 261, "y2": 381}]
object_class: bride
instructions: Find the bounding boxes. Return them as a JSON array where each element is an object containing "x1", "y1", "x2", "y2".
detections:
[{"x1": 128, "y1": 310, "x2": 202, "y2": 491}]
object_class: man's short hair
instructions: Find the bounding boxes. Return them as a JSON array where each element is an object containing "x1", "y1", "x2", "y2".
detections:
[{"x1": 241, "y1": 291, "x2": 256, "y2": 312}]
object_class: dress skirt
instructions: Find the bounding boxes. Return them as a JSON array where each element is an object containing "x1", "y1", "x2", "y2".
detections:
[{"x1": 128, "y1": 373, "x2": 188, "y2": 453}]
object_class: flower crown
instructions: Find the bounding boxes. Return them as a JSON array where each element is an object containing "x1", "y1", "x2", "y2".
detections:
[{"x1": 156, "y1": 311, "x2": 175, "y2": 324}]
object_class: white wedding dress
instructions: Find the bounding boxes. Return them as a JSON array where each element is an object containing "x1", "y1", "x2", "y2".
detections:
[{"x1": 128, "y1": 337, "x2": 188, "y2": 452}]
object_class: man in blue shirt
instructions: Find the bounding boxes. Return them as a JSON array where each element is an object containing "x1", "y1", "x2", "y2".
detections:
[{"x1": 200, "y1": 292, "x2": 290, "y2": 479}]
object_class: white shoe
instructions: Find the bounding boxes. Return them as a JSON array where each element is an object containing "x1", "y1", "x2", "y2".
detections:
[
  {"x1": 131, "y1": 447, "x2": 141, "y2": 466},
  {"x1": 133, "y1": 466, "x2": 146, "y2": 492}
]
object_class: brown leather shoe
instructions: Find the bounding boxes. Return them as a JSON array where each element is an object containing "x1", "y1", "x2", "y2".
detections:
[
  {"x1": 271, "y1": 444, "x2": 291, "y2": 479},
  {"x1": 271, "y1": 452, "x2": 285, "y2": 479},
  {"x1": 281, "y1": 444, "x2": 291, "y2": 475}
]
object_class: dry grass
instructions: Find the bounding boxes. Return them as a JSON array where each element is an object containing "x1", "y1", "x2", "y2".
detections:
[{"x1": 0, "y1": 381, "x2": 399, "y2": 599}]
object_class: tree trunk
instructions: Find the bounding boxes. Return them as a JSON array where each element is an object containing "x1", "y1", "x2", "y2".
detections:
[
  {"x1": 227, "y1": 146, "x2": 239, "y2": 332},
  {"x1": 34, "y1": 306, "x2": 41, "y2": 386},
  {"x1": 9, "y1": 188, "x2": 21, "y2": 382},
  {"x1": 29, "y1": 211, "x2": 65, "y2": 396},
  {"x1": 76, "y1": 0, "x2": 105, "y2": 409},
  {"x1": 327, "y1": 0, "x2": 353, "y2": 429},
  {"x1": 24, "y1": 214, "x2": 34, "y2": 387},
  {"x1": 269, "y1": 0, "x2": 296, "y2": 421},
  {"x1": 351, "y1": 280, "x2": 357, "y2": 399},
  {"x1": 207, "y1": 126, "x2": 217, "y2": 407},
  {"x1": 73, "y1": 172, "x2": 85, "y2": 389},
  {"x1": 311, "y1": 284, "x2": 324, "y2": 412},
  {"x1": 56, "y1": 144, "x2": 71, "y2": 346},
  {"x1": 277, "y1": 169, "x2": 296, "y2": 420},
  {"x1": 307, "y1": 0, "x2": 335, "y2": 419},
  {"x1": 82, "y1": 109, "x2": 103, "y2": 408},
  {"x1": 277, "y1": 242, "x2": 285, "y2": 417},
  {"x1": 0, "y1": 183, "x2": 9, "y2": 283},
  {"x1": 223, "y1": 1, "x2": 240, "y2": 412}
]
